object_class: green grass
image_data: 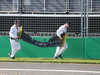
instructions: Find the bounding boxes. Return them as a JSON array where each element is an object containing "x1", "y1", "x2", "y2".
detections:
[{"x1": 0, "y1": 57, "x2": 100, "y2": 64}]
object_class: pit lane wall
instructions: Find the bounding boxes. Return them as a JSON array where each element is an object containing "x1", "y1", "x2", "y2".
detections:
[{"x1": 0, "y1": 37, "x2": 100, "y2": 59}]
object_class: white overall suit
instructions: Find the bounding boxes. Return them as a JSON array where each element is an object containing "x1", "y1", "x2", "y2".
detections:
[
  {"x1": 54, "y1": 25, "x2": 68, "y2": 57},
  {"x1": 9, "y1": 25, "x2": 21, "y2": 57}
]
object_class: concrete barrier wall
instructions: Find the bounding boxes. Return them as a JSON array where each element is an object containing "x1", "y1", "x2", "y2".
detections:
[{"x1": 0, "y1": 37, "x2": 100, "y2": 59}]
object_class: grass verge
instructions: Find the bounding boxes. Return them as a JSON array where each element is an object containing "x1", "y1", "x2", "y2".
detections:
[{"x1": 0, "y1": 57, "x2": 100, "y2": 64}]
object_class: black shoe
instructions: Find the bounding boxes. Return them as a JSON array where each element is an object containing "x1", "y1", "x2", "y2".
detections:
[
  {"x1": 58, "y1": 54, "x2": 63, "y2": 59},
  {"x1": 53, "y1": 56, "x2": 58, "y2": 59},
  {"x1": 8, "y1": 53, "x2": 12, "y2": 56},
  {"x1": 10, "y1": 57, "x2": 15, "y2": 59}
]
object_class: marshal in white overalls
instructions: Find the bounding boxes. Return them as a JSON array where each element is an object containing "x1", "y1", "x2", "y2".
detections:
[
  {"x1": 54, "y1": 25, "x2": 68, "y2": 58},
  {"x1": 9, "y1": 24, "x2": 21, "y2": 58}
]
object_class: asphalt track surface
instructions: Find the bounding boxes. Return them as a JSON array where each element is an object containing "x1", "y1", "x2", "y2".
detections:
[{"x1": 0, "y1": 62, "x2": 100, "y2": 75}]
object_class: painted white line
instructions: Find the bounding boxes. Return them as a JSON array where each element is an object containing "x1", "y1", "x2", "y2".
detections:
[{"x1": 0, "y1": 69, "x2": 100, "y2": 74}]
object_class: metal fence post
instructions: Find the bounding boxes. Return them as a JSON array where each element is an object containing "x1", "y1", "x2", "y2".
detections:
[
  {"x1": 84, "y1": 0, "x2": 86, "y2": 37},
  {"x1": 19, "y1": 0, "x2": 22, "y2": 14},
  {"x1": 82, "y1": 0, "x2": 88, "y2": 37},
  {"x1": 86, "y1": 0, "x2": 88, "y2": 37},
  {"x1": 43, "y1": 0, "x2": 46, "y2": 12},
  {"x1": 81, "y1": 0, "x2": 84, "y2": 37}
]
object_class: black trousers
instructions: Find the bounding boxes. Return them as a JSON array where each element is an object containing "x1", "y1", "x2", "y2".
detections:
[
  {"x1": 49, "y1": 35, "x2": 58, "y2": 42},
  {"x1": 49, "y1": 33, "x2": 65, "y2": 43}
]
